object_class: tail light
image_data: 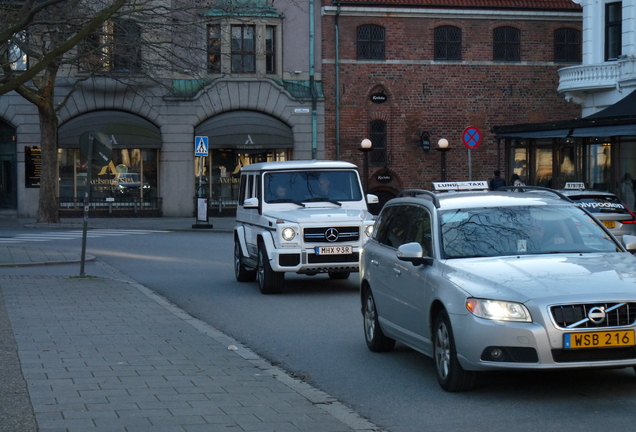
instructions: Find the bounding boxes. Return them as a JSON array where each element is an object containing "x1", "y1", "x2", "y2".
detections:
[{"x1": 622, "y1": 205, "x2": 636, "y2": 224}]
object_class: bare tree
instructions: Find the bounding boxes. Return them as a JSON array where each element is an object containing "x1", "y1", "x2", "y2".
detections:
[{"x1": 0, "y1": 0, "x2": 223, "y2": 222}]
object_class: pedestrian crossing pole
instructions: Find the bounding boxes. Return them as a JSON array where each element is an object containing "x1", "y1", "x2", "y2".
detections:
[{"x1": 80, "y1": 135, "x2": 94, "y2": 276}]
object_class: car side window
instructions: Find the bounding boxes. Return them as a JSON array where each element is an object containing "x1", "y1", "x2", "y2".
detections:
[
  {"x1": 404, "y1": 206, "x2": 432, "y2": 256},
  {"x1": 382, "y1": 205, "x2": 415, "y2": 248}
]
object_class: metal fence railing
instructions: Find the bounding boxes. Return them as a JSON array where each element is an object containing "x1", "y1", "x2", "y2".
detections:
[{"x1": 59, "y1": 197, "x2": 162, "y2": 217}]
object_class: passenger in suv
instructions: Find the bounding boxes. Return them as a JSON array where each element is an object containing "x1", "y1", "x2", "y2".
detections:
[
  {"x1": 361, "y1": 181, "x2": 636, "y2": 391},
  {"x1": 234, "y1": 160, "x2": 378, "y2": 294}
]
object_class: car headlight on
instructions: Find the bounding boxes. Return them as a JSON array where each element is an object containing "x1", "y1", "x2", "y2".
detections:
[
  {"x1": 281, "y1": 227, "x2": 296, "y2": 241},
  {"x1": 465, "y1": 298, "x2": 532, "y2": 322},
  {"x1": 364, "y1": 224, "x2": 374, "y2": 237}
]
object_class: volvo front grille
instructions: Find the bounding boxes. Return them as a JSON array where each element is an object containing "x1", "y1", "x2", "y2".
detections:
[{"x1": 551, "y1": 302, "x2": 636, "y2": 329}]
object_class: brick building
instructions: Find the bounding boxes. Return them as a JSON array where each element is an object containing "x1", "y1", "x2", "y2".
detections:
[{"x1": 321, "y1": 0, "x2": 582, "y2": 204}]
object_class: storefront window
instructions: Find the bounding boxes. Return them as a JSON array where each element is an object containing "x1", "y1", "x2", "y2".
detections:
[
  {"x1": 194, "y1": 149, "x2": 289, "y2": 210},
  {"x1": 619, "y1": 136, "x2": 636, "y2": 207},
  {"x1": 557, "y1": 144, "x2": 576, "y2": 187},
  {"x1": 534, "y1": 143, "x2": 553, "y2": 187},
  {"x1": 586, "y1": 140, "x2": 611, "y2": 191},
  {"x1": 508, "y1": 140, "x2": 528, "y2": 184},
  {"x1": 58, "y1": 148, "x2": 158, "y2": 204}
]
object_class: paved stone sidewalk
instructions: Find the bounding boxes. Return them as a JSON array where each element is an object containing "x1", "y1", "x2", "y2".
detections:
[{"x1": 0, "y1": 273, "x2": 381, "y2": 432}]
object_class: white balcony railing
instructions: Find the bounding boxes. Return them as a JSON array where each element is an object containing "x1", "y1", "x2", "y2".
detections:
[{"x1": 558, "y1": 56, "x2": 636, "y2": 94}]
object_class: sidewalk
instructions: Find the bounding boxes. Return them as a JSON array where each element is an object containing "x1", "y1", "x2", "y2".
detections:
[
  {"x1": 0, "y1": 215, "x2": 384, "y2": 432},
  {"x1": 0, "y1": 216, "x2": 235, "y2": 267}
]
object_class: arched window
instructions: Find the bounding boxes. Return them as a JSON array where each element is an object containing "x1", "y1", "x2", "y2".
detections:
[
  {"x1": 357, "y1": 25, "x2": 385, "y2": 60},
  {"x1": 434, "y1": 26, "x2": 462, "y2": 61},
  {"x1": 370, "y1": 120, "x2": 387, "y2": 165},
  {"x1": 554, "y1": 28, "x2": 581, "y2": 62},
  {"x1": 493, "y1": 26, "x2": 520, "y2": 62}
]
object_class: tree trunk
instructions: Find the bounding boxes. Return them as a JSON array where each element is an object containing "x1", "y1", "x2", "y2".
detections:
[
  {"x1": 35, "y1": 67, "x2": 60, "y2": 223},
  {"x1": 36, "y1": 102, "x2": 59, "y2": 223}
]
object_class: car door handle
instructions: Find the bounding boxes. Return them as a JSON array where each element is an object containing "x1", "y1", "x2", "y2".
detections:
[
  {"x1": 393, "y1": 268, "x2": 401, "y2": 275},
  {"x1": 371, "y1": 259, "x2": 379, "y2": 266}
]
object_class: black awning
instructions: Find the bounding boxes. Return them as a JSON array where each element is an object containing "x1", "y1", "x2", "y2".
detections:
[
  {"x1": 59, "y1": 111, "x2": 161, "y2": 149},
  {"x1": 492, "y1": 89, "x2": 636, "y2": 139},
  {"x1": 195, "y1": 111, "x2": 293, "y2": 149},
  {"x1": 587, "y1": 89, "x2": 636, "y2": 119}
]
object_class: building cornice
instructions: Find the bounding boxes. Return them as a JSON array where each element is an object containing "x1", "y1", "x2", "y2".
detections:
[{"x1": 322, "y1": 6, "x2": 582, "y2": 21}]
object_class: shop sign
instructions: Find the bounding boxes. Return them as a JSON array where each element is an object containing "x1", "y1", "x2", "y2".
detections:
[
  {"x1": 370, "y1": 93, "x2": 387, "y2": 104},
  {"x1": 376, "y1": 172, "x2": 392, "y2": 183},
  {"x1": 25, "y1": 146, "x2": 41, "y2": 188}
]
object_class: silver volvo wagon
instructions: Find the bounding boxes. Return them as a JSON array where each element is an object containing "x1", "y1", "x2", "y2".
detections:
[{"x1": 360, "y1": 183, "x2": 636, "y2": 391}]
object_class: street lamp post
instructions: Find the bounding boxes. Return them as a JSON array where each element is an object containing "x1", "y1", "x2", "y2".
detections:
[
  {"x1": 359, "y1": 138, "x2": 372, "y2": 194},
  {"x1": 436, "y1": 138, "x2": 450, "y2": 181}
]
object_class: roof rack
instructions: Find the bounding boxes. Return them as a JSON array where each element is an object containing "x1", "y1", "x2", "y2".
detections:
[
  {"x1": 496, "y1": 185, "x2": 573, "y2": 202},
  {"x1": 397, "y1": 189, "x2": 440, "y2": 208}
]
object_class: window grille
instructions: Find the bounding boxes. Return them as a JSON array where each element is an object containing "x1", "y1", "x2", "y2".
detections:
[
  {"x1": 493, "y1": 26, "x2": 520, "y2": 62},
  {"x1": 370, "y1": 120, "x2": 387, "y2": 165},
  {"x1": 357, "y1": 25, "x2": 385, "y2": 60},
  {"x1": 434, "y1": 26, "x2": 462, "y2": 61},
  {"x1": 554, "y1": 28, "x2": 581, "y2": 63}
]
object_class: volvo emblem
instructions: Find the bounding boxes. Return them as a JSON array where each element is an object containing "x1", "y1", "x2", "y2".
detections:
[
  {"x1": 325, "y1": 228, "x2": 339, "y2": 242},
  {"x1": 587, "y1": 306, "x2": 606, "y2": 324}
]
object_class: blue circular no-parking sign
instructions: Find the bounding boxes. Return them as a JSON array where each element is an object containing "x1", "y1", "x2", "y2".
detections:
[{"x1": 462, "y1": 126, "x2": 482, "y2": 149}]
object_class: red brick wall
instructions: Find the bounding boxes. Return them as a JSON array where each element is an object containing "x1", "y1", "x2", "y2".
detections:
[{"x1": 322, "y1": 13, "x2": 581, "y2": 192}]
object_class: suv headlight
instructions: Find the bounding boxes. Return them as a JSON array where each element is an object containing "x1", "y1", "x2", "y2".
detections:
[
  {"x1": 281, "y1": 227, "x2": 296, "y2": 241},
  {"x1": 364, "y1": 224, "x2": 374, "y2": 237},
  {"x1": 465, "y1": 298, "x2": 531, "y2": 322}
]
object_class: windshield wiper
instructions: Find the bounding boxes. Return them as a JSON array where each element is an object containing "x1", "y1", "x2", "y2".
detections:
[
  {"x1": 302, "y1": 197, "x2": 342, "y2": 206},
  {"x1": 268, "y1": 199, "x2": 306, "y2": 207}
]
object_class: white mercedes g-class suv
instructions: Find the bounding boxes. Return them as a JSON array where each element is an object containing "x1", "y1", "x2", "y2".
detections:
[{"x1": 234, "y1": 160, "x2": 378, "y2": 294}]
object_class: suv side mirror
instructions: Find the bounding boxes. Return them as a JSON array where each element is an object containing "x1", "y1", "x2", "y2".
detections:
[
  {"x1": 366, "y1": 194, "x2": 379, "y2": 204},
  {"x1": 396, "y1": 242, "x2": 434, "y2": 266},
  {"x1": 243, "y1": 197, "x2": 259, "y2": 208}
]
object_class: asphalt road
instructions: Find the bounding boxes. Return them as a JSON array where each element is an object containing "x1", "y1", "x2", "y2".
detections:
[{"x1": 5, "y1": 229, "x2": 636, "y2": 432}]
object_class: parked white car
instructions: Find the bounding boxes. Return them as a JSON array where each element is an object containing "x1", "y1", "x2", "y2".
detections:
[
  {"x1": 234, "y1": 160, "x2": 378, "y2": 294},
  {"x1": 361, "y1": 182, "x2": 636, "y2": 391}
]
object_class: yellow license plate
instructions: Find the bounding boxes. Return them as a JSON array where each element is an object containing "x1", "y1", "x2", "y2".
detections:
[
  {"x1": 602, "y1": 221, "x2": 616, "y2": 228},
  {"x1": 564, "y1": 330, "x2": 635, "y2": 349}
]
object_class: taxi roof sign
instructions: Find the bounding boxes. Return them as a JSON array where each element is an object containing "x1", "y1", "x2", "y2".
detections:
[
  {"x1": 432, "y1": 181, "x2": 489, "y2": 191},
  {"x1": 564, "y1": 182, "x2": 586, "y2": 190}
]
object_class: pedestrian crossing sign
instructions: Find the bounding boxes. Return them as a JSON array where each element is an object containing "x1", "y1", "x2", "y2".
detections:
[{"x1": 195, "y1": 136, "x2": 209, "y2": 156}]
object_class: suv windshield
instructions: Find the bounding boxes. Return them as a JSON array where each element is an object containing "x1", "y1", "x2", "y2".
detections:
[
  {"x1": 264, "y1": 170, "x2": 363, "y2": 203},
  {"x1": 440, "y1": 205, "x2": 619, "y2": 258}
]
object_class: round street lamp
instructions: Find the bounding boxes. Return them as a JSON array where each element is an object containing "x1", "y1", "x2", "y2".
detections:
[
  {"x1": 359, "y1": 138, "x2": 372, "y2": 194},
  {"x1": 436, "y1": 138, "x2": 450, "y2": 181}
]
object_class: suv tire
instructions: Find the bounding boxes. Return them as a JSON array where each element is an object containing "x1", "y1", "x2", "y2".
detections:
[
  {"x1": 257, "y1": 241, "x2": 284, "y2": 294},
  {"x1": 234, "y1": 239, "x2": 256, "y2": 282},
  {"x1": 328, "y1": 271, "x2": 350, "y2": 280}
]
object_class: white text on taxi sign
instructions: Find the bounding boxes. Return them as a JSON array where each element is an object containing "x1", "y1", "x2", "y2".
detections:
[
  {"x1": 432, "y1": 181, "x2": 489, "y2": 191},
  {"x1": 564, "y1": 182, "x2": 586, "y2": 190}
]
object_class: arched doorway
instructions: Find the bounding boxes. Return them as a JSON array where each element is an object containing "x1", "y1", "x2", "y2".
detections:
[{"x1": 0, "y1": 120, "x2": 17, "y2": 209}]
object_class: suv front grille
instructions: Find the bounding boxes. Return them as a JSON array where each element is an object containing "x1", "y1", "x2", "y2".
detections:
[
  {"x1": 304, "y1": 226, "x2": 360, "y2": 243},
  {"x1": 550, "y1": 303, "x2": 636, "y2": 329}
]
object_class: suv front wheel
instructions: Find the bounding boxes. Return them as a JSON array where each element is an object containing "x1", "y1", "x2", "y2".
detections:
[
  {"x1": 257, "y1": 241, "x2": 284, "y2": 294},
  {"x1": 234, "y1": 239, "x2": 256, "y2": 282}
]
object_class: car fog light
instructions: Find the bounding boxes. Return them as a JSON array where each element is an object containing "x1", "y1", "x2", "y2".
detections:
[
  {"x1": 282, "y1": 227, "x2": 296, "y2": 241},
  {"x1": 490, "y1": 348, "x2": 504, "y2": 359}
]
